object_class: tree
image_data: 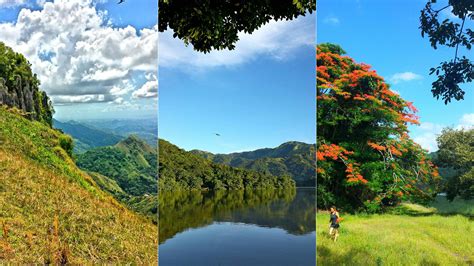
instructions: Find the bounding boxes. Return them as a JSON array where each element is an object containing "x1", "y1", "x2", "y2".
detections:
[
  {"x1": 316, "y1": 43, "x2": 440, "y2": 212},
  {"x1": 158, "y1": 0, "x2": 316, "y2": 53},
  {"x1": 435, "y1": 127, "x2": 473, "y2": 200},
  {"x1": 420, "y1": 0, "x2": 473, "y2": 104}
]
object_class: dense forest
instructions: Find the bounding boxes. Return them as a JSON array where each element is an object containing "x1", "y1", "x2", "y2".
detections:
[
  {"x1": 159, "y1": 139, "x2": 296, "y2": 191},
  {"x1": 77, "y1": 135, "x2": 157, "y2": 196},
  {"x1": 0, "y1": 42, "x2": 54, "y2": 126},
  {"x1": 191, "y1": 141, "x2": 316, "y2": 186},
  {"x1": 74, "y1": 137, "x2": 298, "y2": 224}
]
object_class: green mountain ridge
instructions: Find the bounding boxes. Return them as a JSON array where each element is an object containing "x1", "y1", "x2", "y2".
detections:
[
  {"x1": 53, "y1": 119, "x2": 157, "y2": 153},
  {"x1": 77, "y1": 135, "x2": 157, "y2": 197},
  {"x1": 159, "y1": 139, "x2": 296, "y2": 191},
  {"x1": 53, "y1": 119, "x2": 123, "y2": 153},
  {"x1": 190, "y1": 141, "x2": 316, "y2": 186}
]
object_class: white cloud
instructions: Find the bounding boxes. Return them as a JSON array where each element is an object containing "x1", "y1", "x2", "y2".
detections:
[
  {"x1": 323, "y1": 16, "x2": 339, "y2": 25},
  {"x1": 456, "y1": 113, "x2": 474, "y2": 130},
  {"x1": 0, "y1": 0, "x2": 157, "y2": 105},
  {"x1": 412, "y1": 113, "x2": 474, "y2": 152},
  {"x1": 389, "y1": 72, "x2": 423, "y2": 84},
  {"x1": 53, "y1": 94, "x2": 106, "y2": 103},
  {"x1": 132, "y1": 73, "x2": 157, "y2": 98},
  {"x1": 159, "y1": 13, "x2": 314, "y2": 71}
]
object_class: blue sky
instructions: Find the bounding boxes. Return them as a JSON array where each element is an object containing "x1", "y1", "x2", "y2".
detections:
[
  {"x1": 159, "y1": 14, "x2": 316, "y2": 154},
  {"x1": 0, "y1": 0, "x2": 157, "y2": 120},
  {"x1": 318, "y1": 0, "x2": 473, "y2": 151}
]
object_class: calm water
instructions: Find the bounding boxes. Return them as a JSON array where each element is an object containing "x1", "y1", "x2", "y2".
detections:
[{"x1": 159, "y1": 188, "x2": 316, "y2": 266}]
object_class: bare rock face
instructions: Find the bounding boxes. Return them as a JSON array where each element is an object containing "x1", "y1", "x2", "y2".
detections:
[
  {"x1": 0, "y1": 76, "x2": 52, "y2": 126},
  {"x1": 0, "y1": 78, "x2": 16, "y2": 107}
]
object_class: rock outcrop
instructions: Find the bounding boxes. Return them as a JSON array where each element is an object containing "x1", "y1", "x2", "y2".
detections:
[{"x1": 0, "y1": 42, "x2": 53, "y2": 126}]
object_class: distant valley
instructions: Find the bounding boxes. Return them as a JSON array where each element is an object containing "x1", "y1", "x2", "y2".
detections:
[{"x1": 53, "y1": 118, "x2": 158, "y2": 153}]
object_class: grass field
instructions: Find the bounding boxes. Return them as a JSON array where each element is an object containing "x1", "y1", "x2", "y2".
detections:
[{"x1": 317, "y1": 197, "x2": 473, "y2": 265}]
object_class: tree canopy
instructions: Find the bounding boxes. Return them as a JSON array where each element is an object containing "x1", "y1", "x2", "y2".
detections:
[
  {"x1": 191, "y1": 141, "x2": 316, "y2": 186},
  {"x1": 77, "y1": 135, "x2": 157, "y2": 196},
  {"x1": 158, "y1": 0, "x2": 316, "y2": 53},
  {"x1": 420, "y1": 0, "x2": 473, "y2": 104},
  {"x1": 435, "y1": 127, "x2": 473, "y2": 201},
  {"x1": 159, "y1": 139, "x2": 295, "y2": 191},
  {"x1": 316, "y1": 43, "x2": 440, "y2": 212}
]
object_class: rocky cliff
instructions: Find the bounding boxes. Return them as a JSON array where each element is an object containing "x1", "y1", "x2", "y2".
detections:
[{"x1": 0, "y1": 42, "x2": 53, "y2": 126}]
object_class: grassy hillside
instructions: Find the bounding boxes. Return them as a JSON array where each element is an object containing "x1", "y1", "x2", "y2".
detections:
[
  {"x1": 191, "y1": 141, "x2": 316, "y2": 186},
  {"x1": 53, "y1": 119, "x2": 123, "y2": 153},
  {"x1": 0, "y1": 106, "x2": 157, "y2": 264},
  {"x1": 160, "y1": 139, "x2": 296, "y2": 191},
  {"x1": 316, "y1": 199, "x2": 473, "y2": 265}
]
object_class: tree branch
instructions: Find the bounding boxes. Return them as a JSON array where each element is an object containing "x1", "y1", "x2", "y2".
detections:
[
  {"x1": 454, "y1": 16, "x2": 466, "y2": 64},
  {"x1": 434, "y1": 5, "x2": 450, "y2": 15}
]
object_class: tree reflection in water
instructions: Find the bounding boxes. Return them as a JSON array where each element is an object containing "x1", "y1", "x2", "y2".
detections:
[{"x1": 159, "y1": 188, "x2": 315, "y2": 244}]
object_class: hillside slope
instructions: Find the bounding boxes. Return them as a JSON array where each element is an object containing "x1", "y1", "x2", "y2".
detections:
[
  {"x1": 0, "y1": 106, "x2": 157, "y2": 264},
  {"x1": 191, "y1": 141, "x2": 316, "y2": 186}
]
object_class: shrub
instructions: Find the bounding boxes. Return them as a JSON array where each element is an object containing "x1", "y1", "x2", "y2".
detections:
[{"x1": 58, "y1": 135, "x2": 74, "y2": 157}]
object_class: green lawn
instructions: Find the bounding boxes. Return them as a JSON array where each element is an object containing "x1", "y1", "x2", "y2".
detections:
[{"x1": 317, "y1": 198, "x2": 473, "y2": 265}]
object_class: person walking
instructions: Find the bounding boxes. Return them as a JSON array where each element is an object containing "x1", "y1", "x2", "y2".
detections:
[{"x1": 329, "y1": 206, "x2": 341, "y2": 242}]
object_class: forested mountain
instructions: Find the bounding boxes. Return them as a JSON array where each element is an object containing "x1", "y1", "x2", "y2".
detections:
[
  {"x1": 160, "y1": 139, "x2": 296, "y2": 191},
  {"x1": 53, "y1": 119, "x2": 123, "y2": 153},
  {"x1": 77, "y1": 135, "x2": 157, "y2": 196},
  {"x1": 191, "y1": 141, "x2": 316, "y2": 186},
  {"x1": 0, "y1": 106, "x2": 157, "y2": 264},
  {"x1": 87, "y1": 119, "x2": 158, "y2": 146}
]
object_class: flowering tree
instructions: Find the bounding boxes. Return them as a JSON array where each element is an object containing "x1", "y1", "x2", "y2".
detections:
[{"x1": 316, "y1": 43, "x2": 440, "y2": 212}]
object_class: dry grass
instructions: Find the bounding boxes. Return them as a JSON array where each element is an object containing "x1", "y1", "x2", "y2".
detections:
[
  {"x1": 0, "y1": 107, "x2": 157, "y2": 264},
  {"x1": 0, "y1": 150, "x2": 157, "y2": 264}
]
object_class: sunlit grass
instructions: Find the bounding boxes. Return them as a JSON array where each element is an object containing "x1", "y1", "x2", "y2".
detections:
[
  {"x1": 317, "y1": 201, "x2": 473, "y2": 265},
  {"x1": 0, "y1": 107, "x2": 157, "y2": 264}
]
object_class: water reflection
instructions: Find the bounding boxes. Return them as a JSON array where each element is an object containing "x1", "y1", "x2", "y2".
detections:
[{"x1": 159, "y1": 188, "x2": 315, "y2": 243}]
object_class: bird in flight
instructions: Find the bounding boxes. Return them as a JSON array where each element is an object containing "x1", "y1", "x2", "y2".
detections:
[
  {"x1": 215, "y1": 133, "x2": 221, "y2": 136},
  {"x1": 118, "y1": 0, "x2": 125, "y2": 4}
]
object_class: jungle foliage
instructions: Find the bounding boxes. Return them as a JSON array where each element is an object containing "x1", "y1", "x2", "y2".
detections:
[
  {"x1": 191, "y1": 141, "x2": 316, "y2": 186},
  {"x1": 434, "y1": 127, "x2": 473, "y2": 200},
  {"x1": 159, "y1": 139, "x2": 296, "y2": 191}
]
